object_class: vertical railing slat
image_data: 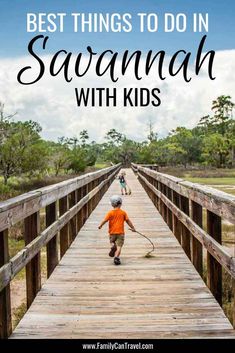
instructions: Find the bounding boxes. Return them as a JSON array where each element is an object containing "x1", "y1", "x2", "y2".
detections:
[
  {"x1": 180, "y1": 196, "x2": 191, "y2": 260},
  {"x1": 172, "y1": 191, "x2": 181, "y2": 244},
  {"x1": 46, "y1": 202, "x2": 58, "y2": 278},
  {"x1": 0, "y1": 229, "x2": 12, "y2": 338},
  {"x1": 76, "y1": 188, "x2": 83, "y2": 232},
  {"x1": 166, "y1": 187, "x2": 173, "y2": 231},
  {"x1": 69, "y1": 191, "x2": 77, "y2": 243},
  {"x1": 59, "y1": 196, "x2": 69, "y2": 258},
  {"x1": 191, "y1": 201, "x2": 203, "y2": 277},
  {"x1": 24, "y1": 212, "x2": 41, "y2": 308},
  {"x1": 207, "y1": 210, "x2": 222, "y2": 305}
]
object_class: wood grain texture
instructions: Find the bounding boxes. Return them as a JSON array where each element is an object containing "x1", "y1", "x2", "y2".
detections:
[
  {"x1": 135, "y1": 164, "x2": 235, "y2": 224},
  {"x1": 191, "y1": 201, "x2": 203, "y2": 277},
  {"x1": 24, "y1": 212, "x2": 41, "y2": 309},
  {"x1": 11, "y1": 169, "x2": 235, "y2": 339},
  {"x1": 0, "y1": 230, "x2": 12, "y2": 338},
  {"x1": 207, "y1": 210, "x2": 222, "y2": 305},
  {"x1": 0, "y1": 164, "x2": 121, "y2": 232},
  {"x1": 137, "y1": 172, "x2": 235, "y2": 278},
  {"x1": 46, "y1": 202, "x2": 58, "y2": 278},
  {"x1": 0, "y1": 168, "x2": 121, "y2": 293}
]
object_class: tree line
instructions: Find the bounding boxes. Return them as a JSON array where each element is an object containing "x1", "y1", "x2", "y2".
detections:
[{"x1": 0, "y1": 95, "x2": 234, "y2": 185}]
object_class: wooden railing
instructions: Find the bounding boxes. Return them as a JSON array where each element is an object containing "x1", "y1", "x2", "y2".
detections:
[
  {"x1": 0, "y1": 164, "x2": 121, "y2": 338},
  {"x1": 137, "y1": 164, "x2": 159, "y2": 171},
  {"x1": 132, "y1": 163, "x2": 235, "y2": 326}
]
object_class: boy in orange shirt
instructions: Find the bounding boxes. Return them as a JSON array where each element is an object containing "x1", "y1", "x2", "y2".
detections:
[{"x1": 98, "y1": 195, "x2": 136, "y2": 265}]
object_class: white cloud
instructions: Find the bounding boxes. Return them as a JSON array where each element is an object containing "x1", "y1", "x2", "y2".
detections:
[{"x1": 0, "y1": 49, "x2": 234, "y2": 142}]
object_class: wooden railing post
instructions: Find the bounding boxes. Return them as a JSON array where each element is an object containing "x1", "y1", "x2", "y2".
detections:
[
  {"x1": 106, "y1": 172, "x2": 110, "y2": 190},
  {"x1": 191, "y1": 201, "x2": 203, "y2": 277},
  {"x1": 156, "y1": 180, "x2": 161, "y2": 211},
  {"x1": 74, "y1": 190, "x2": 78, "y2": 234},
  {"x1": 153, "y1": 179, "x2": 158, "y2": 208},
  {"x1": 90, "y1": 181, "x2": 93, "y2": 212},
  {"x1": 93, "y1": 180, "x2": 97, "y2": 209},
  {"x1": 59, "y1": 196, "x2": 69, "y2": 258},
  {"x1": 105, "y1": 173, "x2": 108, "y2": 189},
  {"x1": 98, "y1": 177, "x2": 102, "y2": 200},
  {"x1": 162, "y1": 185, "x2": 167, "y2": 223},
  {"x1": 76, "y1": 188, "x2": 83, "y2": 232},
  {"x1": 152, "y1": 179, "x2": 157, "y2": 209},
  {"x1": 84, "y1": 184, "x2": 89, "y2": 222},
  {"x1": 180, "y1": 196, "x2": 191, "y2": 259},
  {"x1": 69, "y1": 191, "x2": 77, "y2": 243},
  {"x1": 172, "y1": 191, "x2": 181, "y2": 244},
  {"x1": 46, "y1": 202, "x2": 58, "y2": 278},
  {"x1": 0, "y1": 230, "x2": 12, "y2": 338},
  {"x1": 150, "y1": 177, "x2": 154, "y2": 203},
  {"x1": 166, "y1": 187, "x2": 173, "y2": 231},
  {"x1": 24, "y1": 212, "x2": 41, "y2": 308},
  {"x1": 233, "y1": 279, "x2": 235, "y2": 328},
  {"x1": 88, "y1": 181, "x2": 93, "y2": 216},
  {"x1": 80, "y1": 185, "x2": 86, "y2": 225},
  {"x1": 159, "y1": 182, "x2": 164, "y2": 218},
  {"x1": 207, "y1": 210, "x2": 222, "y2": 305},
  {"x1": 95, "y1": 179, "x2": 99, "y2": 207}
]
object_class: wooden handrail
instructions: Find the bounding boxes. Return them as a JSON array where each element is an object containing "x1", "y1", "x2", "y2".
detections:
[
  {"x1": 132, "y1": 163, "x2": 235, "y2": 325},
  {"x1": 0, "y1": 168, "x2": 119, "y2": 291},
  {"x1": 138, "y1": 172, "x2": 235, "y2": 276},
  {"x1": 0, "y1": 165, "x2": 120, "y2": 232},
  {"x1": 132, "y1": 164, "x2": 235, "y2": 223},
  {"x1": 0, "y1": 163, "x2": 121, "y2": 338}
]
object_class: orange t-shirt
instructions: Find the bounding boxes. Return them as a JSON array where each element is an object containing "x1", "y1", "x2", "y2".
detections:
[{"x1": 104, "y1": 208, "x2": 129, "y2": 235}]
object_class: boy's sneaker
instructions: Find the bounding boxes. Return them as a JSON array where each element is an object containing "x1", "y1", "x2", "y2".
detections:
[
  {"x1": 109, "y1": 243, "x2": 117, "y2": 257},
  {"x1": 114, "y1": 257, "x2": 121, "y2": 265}
]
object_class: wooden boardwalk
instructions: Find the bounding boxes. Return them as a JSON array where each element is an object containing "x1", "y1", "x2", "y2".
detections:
[{"x1": 11, "y1": 169, "x2": 235, "y2": 338}]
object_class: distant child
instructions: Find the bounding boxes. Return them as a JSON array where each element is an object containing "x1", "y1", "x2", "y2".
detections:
[
  {"x1": 98, "y1": 195, "x2": 136, "y2": 265},
  {"x1": 118, "y1": 171, "x2": 128, "y2": 195}
]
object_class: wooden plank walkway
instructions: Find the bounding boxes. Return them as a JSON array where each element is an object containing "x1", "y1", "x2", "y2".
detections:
[{"x1": 11, "y1": 169, "x2": 235, "y2": 338}]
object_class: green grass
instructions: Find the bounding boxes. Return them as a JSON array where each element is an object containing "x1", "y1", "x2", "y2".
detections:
[
  {"x1": 185, "y1": 177, "x2": 235, "y2": 186},
  {"x1": 13, "y1": 302, "x2": 27, "y2": 329},
  {"x1": 9, "y1": 237, "x2": 25, "y2": 281},
  {"x1": 184, "y1": 176, "x2": 235, "y2": 198},
  {"x1": 9, "y1": 238, "x2": 25, "y2": 258},
  {"x1": 161, "y1": 167, "x2": 235, "y2": 179},
  {"x1": 184, "y1": 174, "x2": 235, "y2": 197},
  {"x1": 95, "y1": 162, "x2": 109, "y2": 169},
  {"x1": 216, "y1": 187, "x2": 235, "y2": 196}
]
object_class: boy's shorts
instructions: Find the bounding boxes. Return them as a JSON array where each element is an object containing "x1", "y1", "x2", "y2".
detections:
[
  {"x1": 120, "y1": 182, "x2": 126, "y2": 189},
  {"x1": 110, "y1": 234, "x2": 125, "y2": 247}
]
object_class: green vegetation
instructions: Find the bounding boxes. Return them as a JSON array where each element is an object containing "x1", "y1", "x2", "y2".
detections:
[
  {"x1": 1, "y1": 95, "x2": 234, "y2": 193},
  {"x1": 219, "y1": 188, "x2": 235, "y2": 196},
  {"x1": 0, "y1": 102, "x2": 106, "y2": 193},
  {"x1": 9, "y1": 238, "x2": 25, "y2": 257},
  {"x1": 185, "y1": 177, "x2": 235, "y2": 185},
  {"x1": 13, "y1": 302, "x2": 27, "y2": 329}
]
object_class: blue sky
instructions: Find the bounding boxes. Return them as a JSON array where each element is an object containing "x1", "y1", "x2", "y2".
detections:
[
  {"x1": 0, "y1": 0, "x2": 234, "y2": 142},
  {"x1": 0, "y1": 0, "x2": 235, "y2": 57}
]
